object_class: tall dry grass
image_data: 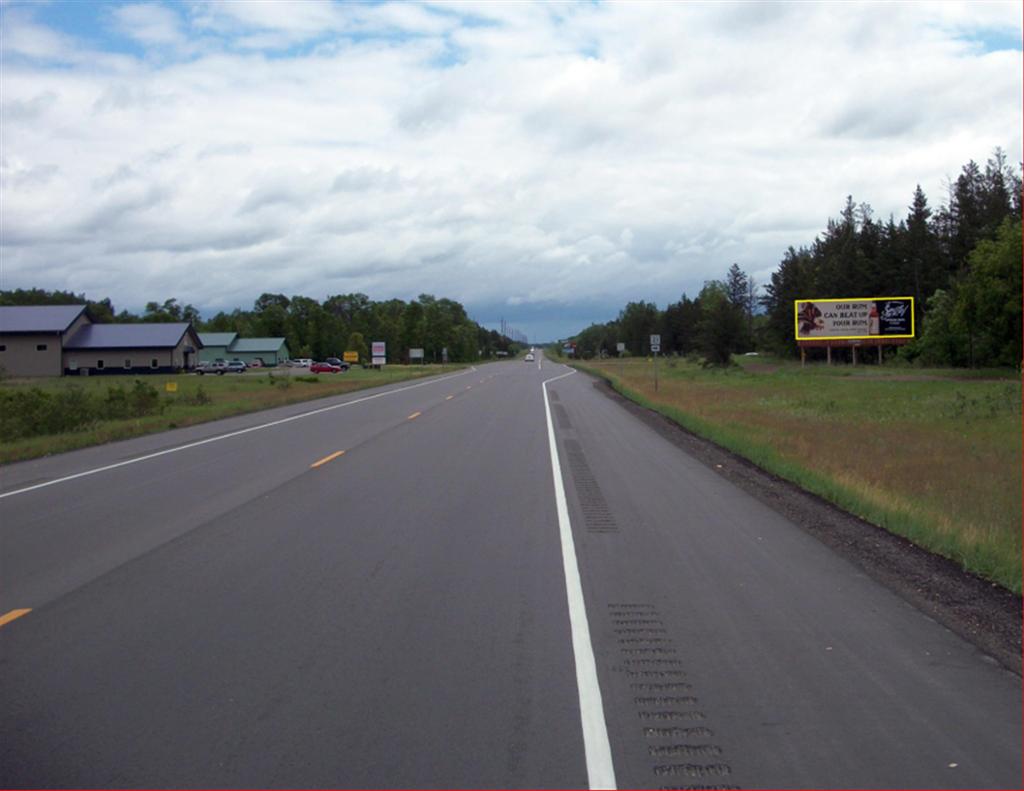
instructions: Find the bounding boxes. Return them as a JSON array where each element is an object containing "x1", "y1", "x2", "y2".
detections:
[{"x1": 579, "y1": 357, "x2": 1021, "y2": 592}]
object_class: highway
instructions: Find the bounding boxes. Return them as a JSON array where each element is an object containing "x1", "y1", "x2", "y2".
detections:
[{"x1": 1, "y1": 353, "x2": 1020, "y2": 789}]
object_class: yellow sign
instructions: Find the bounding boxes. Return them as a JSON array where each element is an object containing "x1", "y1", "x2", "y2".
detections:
[
  {"x1": 794, "y1": 297, "x2": 914, "y2": 341},
  {"x1": 165, "y1": 382, "x2": 178, "y2": 393},
  {"x1": 343, "y1": 351, "x2": 359, "y2": 363}
]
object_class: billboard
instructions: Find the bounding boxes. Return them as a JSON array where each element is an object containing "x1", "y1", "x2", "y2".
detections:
[
  {"x1": 794, "y1": 297, "x2": 914, "y2": 341},
  {"x1": 409, "y1": 348, "x2": 424, "y2": 360}
]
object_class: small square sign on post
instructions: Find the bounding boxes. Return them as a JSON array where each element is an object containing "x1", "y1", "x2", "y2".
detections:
[{"x1": 649, "y1": 335, "x2": 661, "y2": 391}]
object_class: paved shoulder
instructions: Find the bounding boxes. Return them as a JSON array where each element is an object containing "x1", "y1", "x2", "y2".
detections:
[{"x1": 546, "y1": 370, "x2": 1021, "y2": 789}]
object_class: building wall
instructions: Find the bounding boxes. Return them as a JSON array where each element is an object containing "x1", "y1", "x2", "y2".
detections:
[
  {"x1": 64, "y1": 348, "x2": 174, "y2": 375},
  {"x1": 63, "y1": 335, "x2": 200, "y2": 374},
  {"x1": 0, "y1": 333, "x2": 64, "y2": 377},
  {"x1": 199, "y1": 344, "x2": 230, "y2": 362},
  {"x1": 65, "y1": 312, "x2": 91, "y2": 339},
  {"x1": 171, "y1": 334, "x2": 199, "y2": 369},
  {"x1": 229, "y1": 344, "x2": 289, "y2": 365}
]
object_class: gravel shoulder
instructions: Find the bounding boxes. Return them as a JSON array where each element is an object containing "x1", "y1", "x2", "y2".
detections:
[{"x1": 591, "y1": 374, "x2": 1022, "y2": 675}]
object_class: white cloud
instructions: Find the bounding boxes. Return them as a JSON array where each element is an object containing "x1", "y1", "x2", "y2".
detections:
[
  {"x1": 0, "y1": 1, "x2": 1020, "y2": 339},
  {"x1": 111, "y1": 3, "x2": 187, "y2": 48}
]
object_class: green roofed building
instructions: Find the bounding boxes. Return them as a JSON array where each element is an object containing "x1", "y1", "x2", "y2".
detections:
[
  {"x1": 198, "y1": 333, "x2": 290, "y2": 365},
  {"x1": 226, "y1": 337, "x2": 290, "y2": 365},
  {"x1": 197, "y1": 332, "x2": 237, "y2": 363}
]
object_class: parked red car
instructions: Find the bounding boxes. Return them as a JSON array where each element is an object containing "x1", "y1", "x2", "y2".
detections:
[{"x1": 310, "y1": 361, "x2": 343, "y2": 373}]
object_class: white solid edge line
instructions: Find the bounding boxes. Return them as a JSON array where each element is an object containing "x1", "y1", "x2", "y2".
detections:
[
  {"x1": 0, "y1": 367, "x2": 477, "y2": 501},
  {"x1": 543, "y1": 367, "x2": 617, "y2": 790}
]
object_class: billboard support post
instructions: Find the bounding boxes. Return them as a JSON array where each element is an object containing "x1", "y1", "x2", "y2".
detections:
[{"x1": 826, "y1": 346, "x2": 832, "y2": 365}]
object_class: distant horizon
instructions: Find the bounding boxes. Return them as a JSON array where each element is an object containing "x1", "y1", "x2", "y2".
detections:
[{"x1": 3, "y1": 1, "x2": 1020, "y2": 344}]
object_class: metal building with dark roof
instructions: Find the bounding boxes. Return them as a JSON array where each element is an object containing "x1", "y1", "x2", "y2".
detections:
[
  {"x1": 63, "y1": 323, "x2": 202, "y2": 375},
  {"x1": 0, "y1": 304, "x2": 91, "y2": 377}
]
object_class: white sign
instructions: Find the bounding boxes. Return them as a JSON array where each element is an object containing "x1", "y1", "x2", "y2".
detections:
[
  {"x1": 650, "y1": 334, "x2": 661, "y2": 346},
  {"x1": 372, "y1": 356, "x2": 386, "y2": 366},
  {"x1": 371, "y1": 341, "x2": 386, "y2": 356},
  {"x1": 409, "y1": 348, "x2": 424, "y2": 359},
  {"x1": 616, "y1": 342, "x2": 625, "y2": 353},
  {"x1": 650, "y1": 344, "x2": 661, "y2": 353}
]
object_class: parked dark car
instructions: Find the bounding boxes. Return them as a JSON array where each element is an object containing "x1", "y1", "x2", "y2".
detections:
[
  {"x1": 310, "y1": 361, "x2": 343, "y2": 373},
  {"x1": 324, "y1": 357, "x2": 351, "y2": 371}
]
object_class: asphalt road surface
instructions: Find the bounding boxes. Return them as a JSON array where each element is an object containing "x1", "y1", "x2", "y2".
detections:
[{"x1": 1, "y1": 355, "x2": 1020, "y2": 788}]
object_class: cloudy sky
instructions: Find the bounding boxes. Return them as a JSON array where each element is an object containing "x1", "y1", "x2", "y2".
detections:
[{"x1": 2, "y1": 1, "x2": 1021, "y2": 341}]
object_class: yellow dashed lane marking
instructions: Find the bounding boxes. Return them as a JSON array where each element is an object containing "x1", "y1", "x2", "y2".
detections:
[
  {"x1": 407, "y1": 411, "x2": 422, "y2": 420},
  {"x1": 310, "y1": 450, "x2": 346, "y2": 468},
  {"x1": 0, "y1": 609, "x2": 31, "y2": 628}
]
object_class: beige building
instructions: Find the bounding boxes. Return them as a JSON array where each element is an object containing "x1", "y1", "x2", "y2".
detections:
[
  {"x1": 0, "y1": 305, "x2": 91, "y2": 377},
  {"x1": 63, "y1": 323, "x2": 202, "y2": 375},
  {"x1": 0, "y1": 305, "x2": 203, "y2": 377}
]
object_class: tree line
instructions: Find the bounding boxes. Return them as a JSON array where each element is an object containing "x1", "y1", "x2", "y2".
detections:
[
  {"x1": 0, "y1": 289, "x2": 519, "y2": 364},
  {"x1": 569, "y1": 148, "x2": 1022, "y2": 368}
]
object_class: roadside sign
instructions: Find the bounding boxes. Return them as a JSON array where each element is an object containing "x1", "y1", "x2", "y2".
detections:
[
  {"x1": 616, "y1": 342, "x2": 625, "y2": 353},
  {"x1": 372, "y1": 356, "x2": 386, "y2": 366},
  {"x1": 794, "y1": 297, "x2": 914, "y2": 341},
  {"x1": 409, "y1": 348, "x2": 424, "y2": 360},
  {"x1": 343, "y1": 351, "x2": 359, "y2": 363},
  {"x1": 650, "y1": 344, "x2": 661, "y2": 353},
  {"x1": 650, "y1": 334, "x2": 660, "y2": 346},
  {"x1": 371, "y1": 341, "x2": 386, "y2": 356},
  {"x1": 165, "y1": 382, "x2": 178, "y2": 393},
  {"x1": 442, "y1": 347, "x2": 449, "y2": 363}
]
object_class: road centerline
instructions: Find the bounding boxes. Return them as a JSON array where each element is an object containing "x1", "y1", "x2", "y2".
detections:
[
  {"x1": 0, "y1": 367, "x2": 477, "y2": 501},
  {"x1": 310, "y1": 450, "x2": 346, "y2": 469},
  {"x1": 0, "y1": 609, "x2": 32, "y2": 628}
]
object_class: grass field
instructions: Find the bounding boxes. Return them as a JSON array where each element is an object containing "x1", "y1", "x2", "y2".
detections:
[
  {"x1": 0, "y1": 365, "x2": 462, "y2": 465},
  {"x1": 572, "y1": 354, "x2": 1022, "y2": 593}
]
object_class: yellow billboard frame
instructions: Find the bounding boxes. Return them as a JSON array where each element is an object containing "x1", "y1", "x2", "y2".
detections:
[{"x1": 794, "y1": 297, "x2": 915, "y2": 341}]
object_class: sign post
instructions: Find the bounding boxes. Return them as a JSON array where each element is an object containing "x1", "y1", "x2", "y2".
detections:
[
  {"x1": 650, "y1": 334, "x2": 661, "y2": 391},
  {"x1": 616, "y1": 342, "x2": 625, "y2": 379}
]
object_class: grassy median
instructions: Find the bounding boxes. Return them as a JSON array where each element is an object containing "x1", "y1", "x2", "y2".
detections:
[
  {"x1": 0, "y1": 365, "x2": 464, "y2": 465},
  {"x1": 572, "y1": 355, "x2": 1021, "y2": 593}
]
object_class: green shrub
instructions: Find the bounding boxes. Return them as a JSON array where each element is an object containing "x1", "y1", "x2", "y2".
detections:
[
  {"x1": 0, "y1": 386, "x2": 98, "y2": 440},
  {"x1": 103, "y1": 380, "x2": 164, "y2": 420}
]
